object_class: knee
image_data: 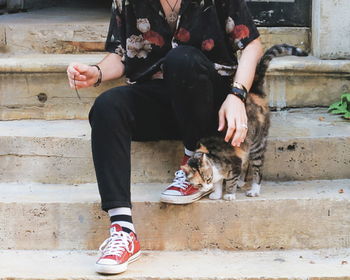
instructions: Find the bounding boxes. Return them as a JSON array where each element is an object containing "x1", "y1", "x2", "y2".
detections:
[
  {"x1": 163, "y1": 45, "x2": 205, "y2": 76},
  {"x1": 89, "y1": 86, "x2": 130, "y2": 124}
]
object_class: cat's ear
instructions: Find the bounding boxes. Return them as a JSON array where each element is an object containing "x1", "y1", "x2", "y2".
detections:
[
  {"x1": 201, "y1": 153, "x2": 211, "y2": 168},
  {"x1": 193, "y1": 152, "x2": 204, "y2": 161},
  {"x1": 190, "y1": 153, "x2": 204, "y2": 168},
  {"x1": 202, "y1": 153, "x2": 208, "y2": 161},
  {"x1": 197, "y1": 144, "x2": 209, "y2": 154},
  {"x1": 201, "y1": 154, "x2": 208, "y2": 165},
  {"x1": 181, "y1": 165, "x2": 191, "y2": 175}
]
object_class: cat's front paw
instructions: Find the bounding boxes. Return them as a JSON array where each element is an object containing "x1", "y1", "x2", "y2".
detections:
[
  {"x1": 223, "y1": 194, "x2": 236, "y2": 201},
  {"x1": 201, "y1": 183, "x2": 214, "y2": 192},
  {"x1": 246, "y1": 190, "x2": 259, "y2": 197},
  {"x1": 209, "y1": 192, "x2": 222, "y2": 200},
  {"x1": 246, "y1": 184, "x2": 261, "y2": 197}
]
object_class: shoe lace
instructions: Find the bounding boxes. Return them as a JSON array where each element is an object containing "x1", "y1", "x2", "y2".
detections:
[
  {"x1": 169, "y1": 170, "x2": 191, "y2": 190},
  {"x1": 99, "y1": 231, "x2": 134, "y2": 257}
]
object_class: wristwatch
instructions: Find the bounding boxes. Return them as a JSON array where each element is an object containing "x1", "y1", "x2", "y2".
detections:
[{"x1": 230, "y1": 81, "x2": 248, "y2": 103}]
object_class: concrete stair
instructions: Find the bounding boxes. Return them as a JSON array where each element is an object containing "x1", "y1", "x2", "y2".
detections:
[
  {"x1": 3, "y1": 7, "x2": 348, "y2": 121},
  {"x1": 1, "y1": 249, "x2": 350, "y2": 280},
  {"x1": 1, "y1": 179, "x2": 349, "y2": 251},
  {"x1": 0, "y1": 6, "x2": 348, "y2": 120},
  {"x1": 1, "y1": 55, "x2": 350, "y2": 120},
  {"x1": 0, "y1": 54, "x2": 121, "y2": 120},
  {"x1": 0, "y1": 7, "x2": 310, "y2": 55},
  {"x1": 0, "y1": 7, "x2": 109, "y2": 54},
  {"x1": 0, "y1": 108, "x2": 349, "y2": 184}
]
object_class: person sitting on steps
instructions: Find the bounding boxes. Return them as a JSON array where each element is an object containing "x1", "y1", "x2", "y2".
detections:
[{"x1": 66, "y1": 0, "x2": 263, "y2": 275}]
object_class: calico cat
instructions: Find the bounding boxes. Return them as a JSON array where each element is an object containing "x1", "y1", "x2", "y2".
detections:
[{"x1": 181, "y1": 44, "x2": 308, "y2": 201}]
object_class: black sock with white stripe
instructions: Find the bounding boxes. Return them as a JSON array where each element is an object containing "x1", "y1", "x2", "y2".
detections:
[{"x1": 108, "y1": 207, "x2": 136, "y2": 235}]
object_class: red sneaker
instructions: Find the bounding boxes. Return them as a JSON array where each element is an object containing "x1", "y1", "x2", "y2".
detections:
[
  {"x1": 95, "y1": 224, "x2": 141, "y2": 275},
  {"x1": 160, "y1": 156, "x2": 213, "y2": 204}
]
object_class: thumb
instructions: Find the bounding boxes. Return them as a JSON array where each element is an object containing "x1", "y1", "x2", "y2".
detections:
[
  {"x1": 73, "y1": 63, "x2": 89, "y2": 74},
  {"x1": 218, "y1": 110, "x2": 225, "y2": 131}
]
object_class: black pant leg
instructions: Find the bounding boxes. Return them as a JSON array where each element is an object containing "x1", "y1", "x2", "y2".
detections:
[
  {"x1": 88, "y1": 80, "x2": 180, "y2": 211},
  {"x1": 162, "y1": 45, "x2": 231, "y2": 151}
]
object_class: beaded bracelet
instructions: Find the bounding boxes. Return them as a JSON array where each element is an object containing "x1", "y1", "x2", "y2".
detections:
[{"x1": 91, "y1": 65, "x2": 102, "y2": 87}]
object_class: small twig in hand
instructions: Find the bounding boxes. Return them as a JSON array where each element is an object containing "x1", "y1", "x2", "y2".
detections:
[{"x1": 74, "y1": 75, "x2": 81, "y2": 100}]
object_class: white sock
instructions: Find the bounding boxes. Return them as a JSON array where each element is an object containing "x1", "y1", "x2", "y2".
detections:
[
  {"x1": 108, "y1": 207, "x2": 136, "y2": 234},
  {"x1": 184, "y1": 148, "x2": 195, "y2": 157}
]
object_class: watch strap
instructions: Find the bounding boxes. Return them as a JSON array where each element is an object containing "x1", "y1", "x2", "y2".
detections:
[{"x1": 231, "y1": 86, "x2": 247, "y2": 103}]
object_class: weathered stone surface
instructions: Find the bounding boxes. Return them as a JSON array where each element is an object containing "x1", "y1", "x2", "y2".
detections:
[
  {"x1": 0, "y1": 7, "x2": 109, "y2": 55},
  {"x1": 312, "y1": 0, "x2": 350, "y2": 59},
  {"x1": 1, "y1": 55, "x2": 349, "y2": 120},
  {"x1": 259, "y1": 27, "x2": 310, "y2": 52},
  {"x1": 0, "y1": 7, "x2": 310, "y2": 54},
  {"x1": 267, "y1": 56, "x2": 350, "y2": 109},
  {"x1": 1, "y1": 248, "x2": 350, "y2": 280},
  {"x1": 0, "y1": 108, "x2": 349, "y2": 184},
  {"x1": 0, "y1": 72, "x2": 123, "y2": 120},
  {"x1": 0, "y1": 180, "x2": 349, "y2": 251},
  {"x1": 0, "y1": 25, "x2": 5, "y2": 48},
  {"x1": 0, "y1": 54, "x2": 124, "y2": 120}
]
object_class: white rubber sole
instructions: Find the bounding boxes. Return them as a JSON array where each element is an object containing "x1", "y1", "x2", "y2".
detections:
[
  {"x1": 160, "y1": 189, "x2": 213, "y2": 204},
  {"x1": 95, "y1": 250, "x2": 141, "y2": 275}
]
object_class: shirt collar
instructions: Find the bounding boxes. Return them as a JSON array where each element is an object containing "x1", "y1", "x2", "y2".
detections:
[{"x1": 148, "y1": 0, "x2": 191, "y2": 16}]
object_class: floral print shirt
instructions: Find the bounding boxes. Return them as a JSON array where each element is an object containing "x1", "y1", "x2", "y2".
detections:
[{"x1": 106, "y1": 0, "x2": 260, "y2": 83}]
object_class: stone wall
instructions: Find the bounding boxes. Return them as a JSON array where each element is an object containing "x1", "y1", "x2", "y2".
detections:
[{"x1": 312, "y1": 0, "x2": 350, "y2": 59}]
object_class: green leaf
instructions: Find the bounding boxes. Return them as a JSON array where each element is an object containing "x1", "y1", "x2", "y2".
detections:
[
  {"x1": 342, "y1": 112, "x2": 350, "y2": 120},
  {"x1": 328, "y1": 101, "x2": 343, "y2": 112},
  {"x1": 330, "y1": 109, "x2": 348, "y2": 115},
  {"x1": 341, "y1": 93, "x2": 350, "y2": 101},
  {"x1": 328, "y1": 93, "x2": 350, "y2": 119},
  {"x1": 341, "y1": 93, "x2": 350, "y2": 111}
]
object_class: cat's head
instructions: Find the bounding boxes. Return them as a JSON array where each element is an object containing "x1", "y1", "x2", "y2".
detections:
[{"x1": 181, "y1": 152, "x2": 214, "y2": 191}]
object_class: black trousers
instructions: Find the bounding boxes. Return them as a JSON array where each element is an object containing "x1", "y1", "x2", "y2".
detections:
[{"x1": 88, "y1": 45, "x2": 231, "y2": 211}]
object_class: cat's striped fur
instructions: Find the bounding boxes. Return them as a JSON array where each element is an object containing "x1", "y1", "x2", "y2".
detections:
[
  {"x1": 251, "y1": 44, "x2": 308, "y2": 97},
  {"x1": 181, "y1": 44, "x2": 308, "y2": 200}
]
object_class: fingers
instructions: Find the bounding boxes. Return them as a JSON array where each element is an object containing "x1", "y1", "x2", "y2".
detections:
[
  {"x1": 225, "y1": 117, "x2": 236, "y2": 143},
  {"x1": 218, "y1": 109, "x2": 226, "y2": 131},
  {"x1": 67, "y1": 73, "x2": 87, "y2": 81},
  {"x1": 223, "y1": 113, "x2": 248, "y2": 147},
  {"x1": 67, "y1": 63, "x2": 80, "y2": 77},
  {"x1": 218, "y1": 94, "x2": 248, "y2": 147},
  {"x1": 72, "y1": 63, "x2": 89, "y2": 74},
  {"x1": 231, "y1": 123, "x2": 246, "y2": 147},
  {"x1": 69, "y1": 81, "x2": 89, "y2": 89},
  {"x1": 67, "y1": 62, "x2": 91, "y2": 89},
  {"x1": 231, "y1": 114, "x2": 248, "y2": 147}
]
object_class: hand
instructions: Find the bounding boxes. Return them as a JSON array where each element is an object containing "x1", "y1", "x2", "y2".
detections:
[
  {"x1": 218, "y1": 94, "x2": 248, "y2": 147},
  {"x1": 66, "y1": 63, "x2": 99, "y2": 89}
]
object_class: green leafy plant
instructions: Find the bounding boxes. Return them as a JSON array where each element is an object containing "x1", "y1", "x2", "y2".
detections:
[{"x1": 328, "y1": 93, "x2": 350, "y2": 120}]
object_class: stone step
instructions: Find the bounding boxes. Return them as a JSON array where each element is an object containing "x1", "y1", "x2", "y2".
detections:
[
  {"x1": 0, "y1": 179, "x2": 349, "y2": 251},
  {"x1": 0, "y1": 54, "x2": 121, "y2": 120},
  {"x1": 1, "y1": 249, "x2": 350, "y2": 280},
  {"x1": 0, "y1": 6, "x2": 310, "y2": 54},
  {"x1": 0, "y1": 7, "x2": 109, "y2": 54},
  {"x1": 0, "y1": 108, "x2": 349, "y2": 184},
  {"x1": 1, "y1": 54, "x2": 349, "y2": 120}
]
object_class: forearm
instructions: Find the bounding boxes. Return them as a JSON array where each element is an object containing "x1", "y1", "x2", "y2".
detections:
[
  {"x1": 97, "y1": 53, "x2": 125, "y2": 82},
  {"x1": 234, "y1": 38, "x2": 263, "y2": 91}
]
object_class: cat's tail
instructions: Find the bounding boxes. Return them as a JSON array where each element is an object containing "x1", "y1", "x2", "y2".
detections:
[{"x1": 250, "y1": 44, "x2": 308, "y2": 97}]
